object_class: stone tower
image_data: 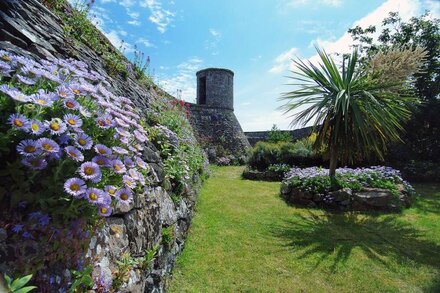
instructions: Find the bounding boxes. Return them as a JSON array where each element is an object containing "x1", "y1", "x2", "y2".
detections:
[{"x1": 188, "y1": 68, "x2": 250, "y2": 163}]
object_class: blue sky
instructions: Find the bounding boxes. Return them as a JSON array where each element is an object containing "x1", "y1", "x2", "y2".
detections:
[{"x1": 89, "y1": 0, "x2": 439, "y2": 131}]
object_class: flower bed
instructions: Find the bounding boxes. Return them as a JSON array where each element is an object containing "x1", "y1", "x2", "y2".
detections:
[{"x1": 280, "y1": 166, "x2": 415, "y2": 211}]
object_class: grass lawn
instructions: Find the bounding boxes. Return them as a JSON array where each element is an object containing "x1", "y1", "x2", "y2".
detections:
[{"x1": 168, "y1": 166, "x2": 440, "y2": 292}]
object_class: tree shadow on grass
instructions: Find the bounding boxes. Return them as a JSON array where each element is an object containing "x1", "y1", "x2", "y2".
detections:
[{"x1": 271, "y1": 211, "x2": 440, "y2": 273}]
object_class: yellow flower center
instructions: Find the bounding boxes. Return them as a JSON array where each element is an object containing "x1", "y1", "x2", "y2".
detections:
[
  {"x1": 98, "y1": 120, "x2": 106, "y2": 126},
  {"x1": 14, "y1": 119, "x2": 23, "y2": 127},
  {"x1": 78, "y1": 138, "x2": 86, "y2": 146},
  {"x1": 59, "y1": 91, "x2": 67, "y2": 98},
  {"x1": 2, "y1": 55, "x2": 11, "y2": 61},
  {"x1": 71, "y1": 183, "x2": 80, "y2": 191},
  {"x1": 73, "y1": 89, "x2": 81, "y2": 94},
  {"x1": 24, "y1": 146, "x2": 36, "y2": 153},
  {"x1": 50, "y1": 122, "x2": 60, "y2": 131},
  {"x1": 98, "y1": 148, "x2": 106, "y2": 154},
  {"x1": 89, "y1": 192, "x2": 98, "y2": 200},
  {"x1": 108, "y1": 189, "x2": 115, "y2": 195},
  {"x1": 84, "y1": 167, "x2": 94, "y2": 175},
  {"x1": 36, "y1": 99, "x2": 46, "y2": 105},
  {"x1": 31, "y1": 123, "x2": 39, "y2": 131},
  {"x1": 96, "y1": 159, "x2": 104, "y2": 165},
  {"x1": 68, "y1": 119, "x2": 76, "y2": 125},
  {"x1": 68, "y1": 151, "x2": 77, "y2": 158},
  {"x1": 66, "y1": 101, "x2": 75, "y2": 108},
  {"x1": 42, "y1": 143, "x2": 53, "y2": 151},
  {"x1": 120, "y1": 193, "x2": 129, "y2": 200},
  {"x1": 100, "y1": 207, "x2": 108, "y2": 214},
  {"x1": 114, "y1": 164, "x2": 121, "y2": 171}
]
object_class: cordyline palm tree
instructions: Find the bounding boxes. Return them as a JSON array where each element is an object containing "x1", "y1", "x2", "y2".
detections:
[{"x1": 280, "y1": 46, "x2": 419, "y2": 185}]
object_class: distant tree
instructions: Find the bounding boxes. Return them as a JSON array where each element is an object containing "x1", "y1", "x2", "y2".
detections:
[
  {"x1": 348, "y1": 12, "x2": 440, "y2": 162},
  {"x1": 268, "y1": 124, "x2": 291, "y2": 143},
  {"x1": 280, "y1": 46, "x2": 424, "y2": 186}
]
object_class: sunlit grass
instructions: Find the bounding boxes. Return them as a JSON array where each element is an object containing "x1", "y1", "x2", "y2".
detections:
[{"x1": 168, "y1": 166, "x2": 440, "y2": 292}]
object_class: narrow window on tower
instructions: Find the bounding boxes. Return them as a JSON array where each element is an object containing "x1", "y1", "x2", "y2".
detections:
[{"x1": 199, "y1": 77, "x2": 206, "y2": 104}]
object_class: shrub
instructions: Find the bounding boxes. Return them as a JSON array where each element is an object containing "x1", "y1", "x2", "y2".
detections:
[
  {"x1": 247, "y1": 135, "x2": 322, "y2": 171},
  {"x1": 268, "y1": 124, "x2": 291, "y2": 143}
]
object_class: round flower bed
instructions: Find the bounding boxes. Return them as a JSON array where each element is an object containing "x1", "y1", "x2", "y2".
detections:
[{"x1": 280, "y1": 166, "x2": 416, "y2": 211}]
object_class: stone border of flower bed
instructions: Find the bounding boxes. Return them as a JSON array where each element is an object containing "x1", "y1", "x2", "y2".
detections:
[{"x1": 242, "y1": 169, "x2": 283, "y2": 182}]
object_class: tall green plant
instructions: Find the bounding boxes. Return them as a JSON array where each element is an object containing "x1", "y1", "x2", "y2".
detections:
[{"x1": 280, "y1": 46, "x2": 419, "y2": 184}]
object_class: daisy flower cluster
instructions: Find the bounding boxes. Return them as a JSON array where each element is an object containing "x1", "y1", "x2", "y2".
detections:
[{"x1": 0, "y1": 50, "x2": 152, "y2": 217}]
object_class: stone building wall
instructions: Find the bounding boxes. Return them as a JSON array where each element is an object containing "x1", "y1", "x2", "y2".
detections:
[
  {"x1": 189, "y1": 68, "x2": 250, "y2": 162},
  {"x1": 0, "y1": 1, "x2": 205, "y2": 292},
  {"x1": 245, "y1": 126, "x2": 314, "y2": 146}
]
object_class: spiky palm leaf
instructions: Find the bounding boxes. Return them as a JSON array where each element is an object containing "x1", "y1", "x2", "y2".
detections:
[{"x1": 280, "y1": 47, "x2": 416, "y2": 175}]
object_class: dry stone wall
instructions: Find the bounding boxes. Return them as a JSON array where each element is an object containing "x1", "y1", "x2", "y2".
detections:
[{"x1": 0, "y1": 1, "x2": 206, "y2": 291}]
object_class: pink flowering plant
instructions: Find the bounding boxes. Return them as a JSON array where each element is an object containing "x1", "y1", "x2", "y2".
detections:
[{"x1": 0, "y1": 50, "x2": 153, "y2": 289}]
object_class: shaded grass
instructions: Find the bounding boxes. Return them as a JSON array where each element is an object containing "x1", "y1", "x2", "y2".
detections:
[{"x1": 168, "y1": 166, "x2": 440, "y2": 292}]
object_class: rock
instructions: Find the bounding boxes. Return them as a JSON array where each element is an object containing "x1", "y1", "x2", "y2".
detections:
[
  {"x1": 329, "y1": 188, "x2": 352, "y2": 202},
  {"x1": 353, "y1": 188, "x2": 393, "y2": 208},
  {"x1": 280, "y1": 182, "x2": 292, "y2": 195},
  {"x1": 155, "y1": 187, "x2": 177, "y2": 226}
]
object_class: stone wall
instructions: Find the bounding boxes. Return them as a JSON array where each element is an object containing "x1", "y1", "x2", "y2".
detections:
[
  {"x1": 0, "y1": 1, "x2": 205, "y2": 291},
  {"x1": 189, "y1": 103, "x2": 250, "y2": 162},
  {"x1": 245, "y1": 126, "x2": 314, "y2": 146}
]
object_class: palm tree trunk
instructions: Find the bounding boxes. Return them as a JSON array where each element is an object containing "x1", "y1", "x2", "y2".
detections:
[{"x1": 329, "y1": 145, "x2": 338, "y2": 190}]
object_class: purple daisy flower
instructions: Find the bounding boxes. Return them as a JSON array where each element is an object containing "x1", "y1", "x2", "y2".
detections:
[
  {"x1": 81, "y1": 82, "x2": 97, "y2": 94},
  {"x1": 136, "y1": 157, "x2": 148, "y2": 170},
  {"x1": 98, "y1": 205, "x2": 112, "y2": 217},
  {"x1": 123, "y1": 175, "x2": 136, "y2": 189},
  {"x1": 16, "y1": 139, "x2": 41, "y2": 157},
  {"x1": 115, "y1": 127, "x2": 131, "y2": 138},
  {"x1": 112, "y1": 146, "x2": 129, "y2": 155},
  {"x1": 128, "y1": 168, "x2": 140, "y2": 180},
  {"x1": 96, "y1": 116, "x2": 112, "y2": 129},
  {"x1": 8, "y1": 113, "x2": 29, "y2": 130},
  {"x1": 124, "y1": 156, "x2": 135, "y2": 168},
  {"x1": 116, "y1": 188, "x2": 133, "y2": 204},
  {"x1": 70, "y1": 84, "x2": 84, "y2": 96},
  {"x1": 64, "y1": 113, "x2": 83, "y2": 128},
  {"x1": 64, "y1": 178, "x2": 87, "y2": 197},
  {"x1": 63, "y1": 98, "x2": 80, "y2": 110},
  {"x1": 104, "y1": 185, "x2": 117, "y2": 197},
  {"x1": 92, "y1": 155, "x2": 110, "y2": 167},
  {"x1": 31, "y1": 93, "x2": 53, "y2": 107},
  {"x1": 65, "y1": 146, "x2": 84, "y2": 162},
  {"x1": 45, "y1": 118, "x2": 67, "y2": 135},
  {"x1": 21, "y1": 157, "x2": 48, "y2": 170},
  {"x1": 115, "y1": 117, "x2": 130, "y2": 128},
  {"x1": 138, "y1": 172, "x2": 146, "y2": 186},
  {"x1": 111, "y1": 159, "x2": 126, "y2": 174},
  {"x1": 27, "y1": 119, "x2": 45, "y2": 135},
  {"x1": 37, "y1": 138, "x2": 60, "y2": 153},
  {"x1": 74, "y1": 133, "x2": 93, "y2": 150},
  {"x1": 57, "y1": 134, "x2": 71, "y2": 146},
  {"x1": 120, "y1": 136, "x2": 130, "y2": 145},
  {"x1": 134, "y1": 130, "x2": 148, "y2": 142},
  {"x1": 57, "y1": 85, "x2": 73, "y2": 99},
  {"x1": 79, "y1": 106, "x2": 92, "y2": 118},
  {"x1": 94, "y1": 144, "x2": 112, "y2": 156},
  {"x1": 85, "y1": 188, "x2": 104, "y2": 205},
  {"x1": 79, "y1": 161, "x2": 101, "y2": 180},
  {"x1": 16, "y1": 74, "x2": 36, "y2": 85}
]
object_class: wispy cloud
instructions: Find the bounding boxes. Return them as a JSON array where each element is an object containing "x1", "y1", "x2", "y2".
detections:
[
  {"x1": 136, "y1": 37, "x2": 154, "y2": 48},
  {"x1": 269, "y1": 47, "x2": 298, "y2": 74},
  {"x1": 205, "y1": 28, "x2": 222, "y2": 55},
  {"x1": 103, "y1": 30, "x2": 134, "y2": 53},
  {"x1": 140, "y1": 0, "x2": 175, "y2": 33},
  {"x1": 160, "y1": 57, "x2": 204, "y2": 102}
]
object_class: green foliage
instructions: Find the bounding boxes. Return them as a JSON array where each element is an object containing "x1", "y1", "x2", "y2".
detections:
[
  {"x1": 69, "y1": 266, "x2": 93, "y2": 293},
  {"x1": 4, "y1": 274, "x2": 37, "y2": 293},
  {"x1": 162, "y1": 225, "x2": 176, "y2": 249},
  {"x1": 267, "y1": 163, "x2": 290, "y2": 174},
  {"x1": 280, "y1": 46, "x2": 421, "y2": 178},
  {"x1": 267, "y1": 124, "x2": 291, "y2": 143},
  {"x1": 247, "y1": 135, "x2": 320, "y2": 171},
  {"x1": 112, "y1": 246, "x2": 159, "y2": 290},
  {"x1": 349, "y1": 12, "x2": 440, "y2": 163}
]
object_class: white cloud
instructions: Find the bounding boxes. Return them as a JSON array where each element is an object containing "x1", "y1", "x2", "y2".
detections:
[
  {"x1": 119, "y1": 0, "x2": 135, "y2": 8},
  {"x1": 103, "y1": 30, "x2": 134, "y2": 53},
  {"x1": 160, "y1": 57, "x2": 204, "y2": 102},
  {"x1": 239, "y1": 110, "x2": 291, "y2": 132},
  {"x1": 205, "y1": 28, "x2": 222, "y2": 55},
  {"x1": 269, "y1": 47, "x2": 298, "y2": 74},
  {"x1": 136, "y1": 37, "x2": 154, "y2": 47},
  {"x1": 127, "y1": 11, "x2": 140, "y2": 19},
  {"x1": 128, "y1": 20, "x2": 141, "y2": 26},
  {"x1": 425, "y1": 0, "x2": 440, "y2": 18},
  {"x1": 140, "y1": 0, "x2": 175, "y2": 33}
]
